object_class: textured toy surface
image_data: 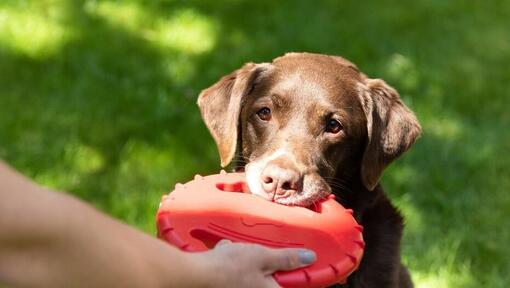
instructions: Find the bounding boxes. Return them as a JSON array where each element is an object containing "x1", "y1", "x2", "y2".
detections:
[{"x1": 156, "y1": 172, "x2": 364, "y2": 288}]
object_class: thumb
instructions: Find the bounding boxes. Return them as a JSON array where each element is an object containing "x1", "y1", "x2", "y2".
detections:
[{"x1": 260, "y1": 248, "x2": 316, "y2": 273}]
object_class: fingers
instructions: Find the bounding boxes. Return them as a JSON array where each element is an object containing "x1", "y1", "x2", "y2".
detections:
[
  {"x1": 212, "y1": 240, "x2": 316, "y2": 275},
  {"x1": 260, "y1": 248, "x2": 316, "y2": 273},
  {"x1": 205, "y1": 241, "x2": 316, "y2": 288}
]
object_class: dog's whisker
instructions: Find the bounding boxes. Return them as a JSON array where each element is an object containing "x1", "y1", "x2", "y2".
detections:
[
  {"x1": 323, "y1": 178, "x2": 352, "y2": 188},
  {"x1": 327, "y1": 182, "x2": 350, "y2": 189},
  {"x1": 231, "y1": 153, "x2": 252, "y2": 163},
  {"x1": 324, "y1": 179, "x2": 354, "y2": 195},
  {"x1": 327, "y1": 182, "x2": 352, "y2": 191},
  {"x1": 319, "y1": 159, "x2": 335, "y2": 173}
]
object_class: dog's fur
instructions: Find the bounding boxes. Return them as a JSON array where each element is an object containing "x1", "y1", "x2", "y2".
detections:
[{"x1": 197, "y1": 52, "x2": 421, "y2": 287}]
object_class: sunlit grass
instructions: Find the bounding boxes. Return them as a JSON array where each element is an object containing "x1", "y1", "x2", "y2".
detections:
[
  {"x1": 0, "y1": 3, "x2": 70, "y2": 58},
  {"x1": 413, "y1": 265, "x2": 475, "y2": 288},
  {"x1": 84, "y1": 0, "x2": 146, "y2": 33},
  {"x1": 150, "y1": 8, "x2": 218, "y2": 54},
  {"x1": 87, "y1": 1, "x2": 218, "y2": 55},
  {"x1": 395, "y1": 197, "x2": 476, "y2": 288},
  {"x1": 407, "y1": 235, "x2": 476, "y2": 288},
  {"x1": 86, "y1": 1, "x2": 217, "y2": 84}
]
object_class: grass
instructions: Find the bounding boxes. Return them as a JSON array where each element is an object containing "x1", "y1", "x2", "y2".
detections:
[{"x1": 1, "y1": 0, "x2": 509, "y2": 287}]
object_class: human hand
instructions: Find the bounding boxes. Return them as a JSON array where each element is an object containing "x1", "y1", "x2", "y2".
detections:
[{"x1": 191, "y1": 239, "x2": 316, "y2": 288}]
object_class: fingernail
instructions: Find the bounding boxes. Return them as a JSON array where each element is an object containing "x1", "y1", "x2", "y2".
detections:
[{"x1": 298, "y1": 249, "x2": 316, "y2": 264}]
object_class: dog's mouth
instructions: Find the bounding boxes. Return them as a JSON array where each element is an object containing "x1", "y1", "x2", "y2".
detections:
[
  {"x1": 268, "y1": 187, "x2": 332, "y2": 207},
  {"x1": 245, "y1": 163, "x2": 332, "y2": 207}
]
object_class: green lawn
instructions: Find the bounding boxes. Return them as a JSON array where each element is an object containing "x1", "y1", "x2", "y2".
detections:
[{"x1": 1, "y1": 1, "x2": 509, "y2": 287}]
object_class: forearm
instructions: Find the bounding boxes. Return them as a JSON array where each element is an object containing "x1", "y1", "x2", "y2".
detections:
[
  {"x1": 0, "y1": 162, "x2": 315, "y2": 288},
  {"x1": 0, "y1": 162, "x2": 206, "y2": 288}
]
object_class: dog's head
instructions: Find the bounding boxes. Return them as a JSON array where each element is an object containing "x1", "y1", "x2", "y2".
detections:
[{"x1": 198, "y1": 53, "x2": 421, "y2": 206}]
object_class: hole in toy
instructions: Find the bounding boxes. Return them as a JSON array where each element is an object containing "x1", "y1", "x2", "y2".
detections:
[
  {"x1": 190, "y1": 229, "x2": 224, "y2": 249},
  {"x1": 216, "y1": 182, "x2": 251, "y2": 193}
]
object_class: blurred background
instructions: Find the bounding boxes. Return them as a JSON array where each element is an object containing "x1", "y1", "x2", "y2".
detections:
[{"x1": 1, "y1": 0, "x2": 509, "y2": 287}]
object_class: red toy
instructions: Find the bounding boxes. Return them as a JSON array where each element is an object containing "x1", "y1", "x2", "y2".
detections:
[{"x1": 156, "y1": 172, "x2": 364, "y2": 288}]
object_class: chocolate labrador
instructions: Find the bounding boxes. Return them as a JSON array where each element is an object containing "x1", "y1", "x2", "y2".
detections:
[{"x1": 197, "y1": 52, "x2": 421, "y2": 287}]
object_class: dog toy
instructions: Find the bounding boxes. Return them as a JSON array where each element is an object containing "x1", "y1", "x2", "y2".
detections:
[{"x1": 156, "y1": 172, "x2": 364, "y2": 288}]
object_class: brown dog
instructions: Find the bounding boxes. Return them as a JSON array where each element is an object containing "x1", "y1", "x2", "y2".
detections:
[{"x1": 198, "y1": 52, "x2": 421, "y2": 287}]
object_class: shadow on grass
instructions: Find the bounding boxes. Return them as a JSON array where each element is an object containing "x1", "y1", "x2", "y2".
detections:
[{"x1": 1, "y1": 0, "x2": 509, "y2": 287}]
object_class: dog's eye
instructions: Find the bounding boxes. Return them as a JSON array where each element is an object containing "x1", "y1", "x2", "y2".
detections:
[
  {"x1": 325, "y1": 119, "x2": 343, "y2": 134},
  {"x1": 256, "y1": 107, "x2": 272, "y2": 121}
]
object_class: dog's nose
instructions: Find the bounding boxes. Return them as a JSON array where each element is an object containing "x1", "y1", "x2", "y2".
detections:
[{"x1": 260, "y1": 163, "x2": 302, "y2": 196}]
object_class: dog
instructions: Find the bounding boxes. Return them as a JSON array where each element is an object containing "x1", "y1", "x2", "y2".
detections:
[{"x1": 197, "y1": 52, "x2": 421, "y2": 287}]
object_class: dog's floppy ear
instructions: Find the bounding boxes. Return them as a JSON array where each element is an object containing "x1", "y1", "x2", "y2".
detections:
[
  {"x1": 359, "y1": 78, "x2": 422, "y2": 190},
  {"x1": 197, "y1": 62, "x2": 270, "y2": 167}
]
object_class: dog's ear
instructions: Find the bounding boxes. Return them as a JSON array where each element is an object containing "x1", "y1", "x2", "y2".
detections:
[
  {"x1": 359, "y1": 78, "x2": 421, "y2": 190},
  {"x1": 197, "y1": 62, "x2": 271, "y2": 167}
]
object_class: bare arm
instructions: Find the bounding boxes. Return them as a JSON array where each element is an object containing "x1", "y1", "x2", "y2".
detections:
[{"x1": 0, "y1": 162, "x2": 315, "y2": 288}]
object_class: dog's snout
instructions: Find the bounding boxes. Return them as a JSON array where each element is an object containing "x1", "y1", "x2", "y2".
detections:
[{"x1": 260, "y1": 160, "x2": 303, "y2": 197}]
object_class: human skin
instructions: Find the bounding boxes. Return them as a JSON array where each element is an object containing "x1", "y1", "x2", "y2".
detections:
[{"x1": 0, "y1": 161, "x2": 315, "y2": 288}]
